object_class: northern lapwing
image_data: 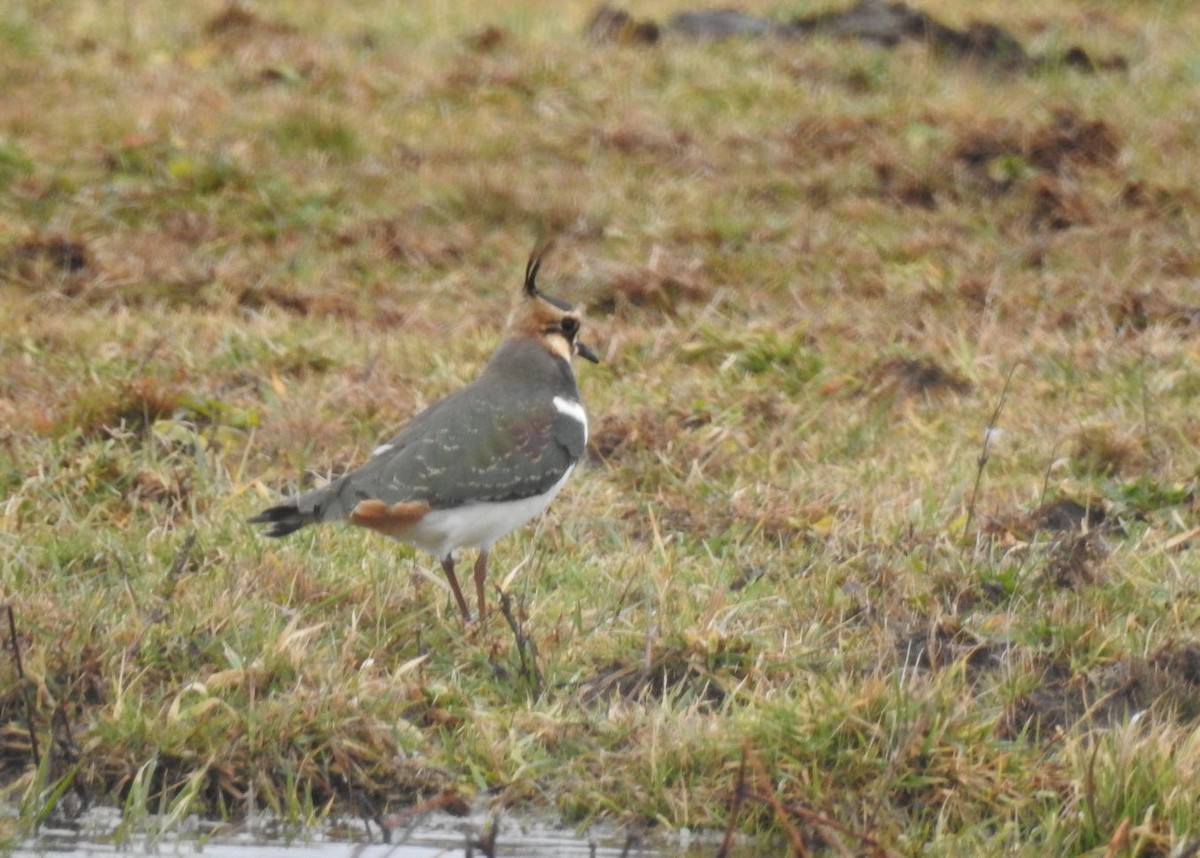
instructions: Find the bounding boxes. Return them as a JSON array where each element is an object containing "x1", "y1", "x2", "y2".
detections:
[{"x1": 250, "y1": 244, "x2": 598, "y2": 621}]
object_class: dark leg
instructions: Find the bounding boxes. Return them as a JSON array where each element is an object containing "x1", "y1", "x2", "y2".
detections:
[
  {"x1": 440, "y1": 556, "x2": 472, "y2": 621},
  {"x1": 473, "y1": 550, "x2": 489, "y2": 621}
]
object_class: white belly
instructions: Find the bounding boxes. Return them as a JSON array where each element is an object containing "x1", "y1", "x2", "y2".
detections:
[{"x1": 399, "y1": 466, "x2": 575, "y2": 559}]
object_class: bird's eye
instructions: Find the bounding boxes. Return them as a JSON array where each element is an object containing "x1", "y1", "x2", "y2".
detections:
[{"x1": 560, "y1": 317, "x2": 579, "y2": 337}]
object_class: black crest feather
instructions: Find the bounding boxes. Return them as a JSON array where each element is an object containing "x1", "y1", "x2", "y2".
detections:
[{"x1": 524, "y1": 239, "x2": 555, "y2": 298}]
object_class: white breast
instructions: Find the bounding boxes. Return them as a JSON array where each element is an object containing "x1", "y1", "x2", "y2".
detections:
[{"x1": 398, "y1": 465, "x2": 576, "y2": 559}]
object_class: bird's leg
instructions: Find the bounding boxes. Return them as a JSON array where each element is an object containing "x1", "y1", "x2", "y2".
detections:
[
  {"x1": 440, "y1": 556, "x2": 472, "y2": 621},
  {"x1": 473, "y1": 550, "x2": 489, "y2": 621}
]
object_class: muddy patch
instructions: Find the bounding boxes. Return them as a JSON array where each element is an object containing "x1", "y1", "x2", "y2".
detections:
[
  {"x1": 894, "y1": 618, "x2": 1006, "y2": 679},
  {"x1": 196, "y1": 3, "x2": 335, "y2": 91},
  {"x1": 986, "y1": 495, "x2": 1107, "y2": 540},
  {"x1": 8, "y1": 235, "x2": 91, "y2": 274},
  {"x1": 1002, "y1": 642, "x2": 1200, "y2": 739},
  {"x1": 586, "y1": 6, "x2": 661, "y2": 45},
  {"x1": 1114, "y1": 289, "x2": 1200, "y2": 332},
  {"x1": 873, "y1": 110, "x2": 1122, "y2": 222},
  {"x1": 578, "y1": 646, "x2": 733, "y2": 709},
  {"x1": 953, "y1": 110, "x2": 1120, "y2": 187},
  {"x1": 1030, "y1": 497, "x2": 1107, "y2": 534},
  {"x1": 985, "y1": 496, "x2": 1114, "y2": 587},
  {"x1": 3, "y1": 235, "x2": 93, "y2": 295},
  {"x1": 463, "y1": 25, "x2": 510, "y2": 54},
  {"x1": 669, "y1": 9, "x2": 781, "y2": 41},
  {"x1": 590, "y1": 266, "x2": 710, "y2": 316},
  {"x1": 586, "y1": 1, "x2": 1126, "y2": 73},
  {"x1": 868, "y1": 356, "x2": 971, "y2": 399},
  {"x1": 203, "y1": 3, "x2": 297, "y2": 41}
]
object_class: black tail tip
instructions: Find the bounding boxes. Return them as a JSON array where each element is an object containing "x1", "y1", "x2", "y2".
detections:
[{"x1": 248, "y1": 504, "x2": 306, "y2": 538}]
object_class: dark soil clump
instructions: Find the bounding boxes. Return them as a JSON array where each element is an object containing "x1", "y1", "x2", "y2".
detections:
[{"x1": 587, "y1": 1, "x2": 1127, "y2": 73}]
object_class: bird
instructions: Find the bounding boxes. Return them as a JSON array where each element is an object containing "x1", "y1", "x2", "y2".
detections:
[{"x1": 250, "y1": 244, "x2": 598, "y2": 622}]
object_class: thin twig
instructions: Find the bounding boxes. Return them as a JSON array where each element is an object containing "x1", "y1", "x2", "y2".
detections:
[
  {"x1": 1037, "y1": 440, "x2": 1063, "y2": 509},
  {"x1": 962, "y1": 364, "x2": 1018, "y2": 551},
  {"x1": 498, "y1": 592, "x2": 542, "y2": 696},
  {"x1": 742, "y1": 743, "x2": 901, "y2": 858},
  {"x1": 52, "y1": 702, "x2": 89, "y2": 810},
  {"x1": 716, "y1": 743, "x2": 750, "y2": 858},
  {"x1": 742, "y1": 744, "x2": 809, "y2": 858},
  {"x1": 5, "y1": 604, "x2": 41, "y2": 767}
]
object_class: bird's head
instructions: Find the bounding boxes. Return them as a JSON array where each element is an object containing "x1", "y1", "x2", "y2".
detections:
[{"x1": 512, "y1": 242, "x2": 599, "y2": 365}]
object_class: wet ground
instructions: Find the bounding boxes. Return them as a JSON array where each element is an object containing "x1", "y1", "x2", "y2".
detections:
[{"x1": 11, "y1": 810, "x2": 732, "y2": 858}]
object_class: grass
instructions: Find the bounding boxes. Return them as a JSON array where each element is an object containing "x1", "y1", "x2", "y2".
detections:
[{"x1": 3, "y1": 0, "x2": 1200, "y2": 854}]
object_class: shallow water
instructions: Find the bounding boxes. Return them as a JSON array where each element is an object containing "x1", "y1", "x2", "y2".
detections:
[{"x1": 13, "y1": 810, "x2": 734, "y2": 857}]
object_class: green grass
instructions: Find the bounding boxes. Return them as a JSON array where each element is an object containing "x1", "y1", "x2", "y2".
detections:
[{"x1": 3, "y1": 0, "x2": 1200, "y2": 854}]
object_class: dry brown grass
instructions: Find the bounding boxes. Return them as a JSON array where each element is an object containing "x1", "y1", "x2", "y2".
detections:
[{"x1": 4, "y1": 0, "x2": 1200, "y2": 853}]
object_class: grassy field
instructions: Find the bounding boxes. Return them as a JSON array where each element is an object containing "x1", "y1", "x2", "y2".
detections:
[{"x1": 3, "y1": 0, "x2": 1200, "y2": 853}]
